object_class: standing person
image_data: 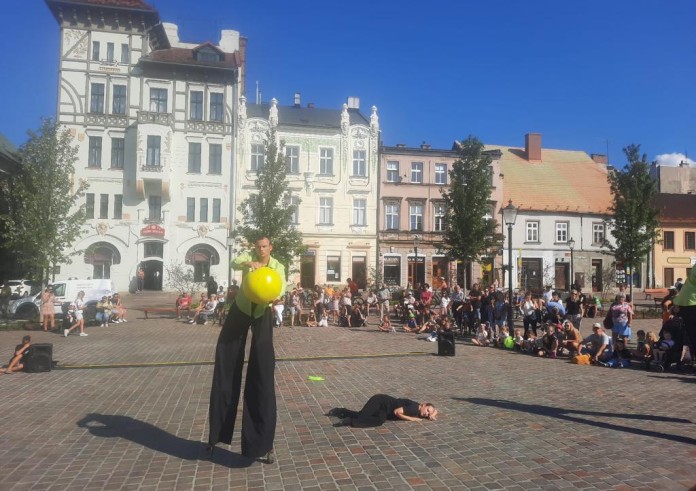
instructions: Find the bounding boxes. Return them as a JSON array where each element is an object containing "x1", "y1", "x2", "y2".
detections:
[
  {"x1": 206, "y1": 276, "x2": 218, "y2": 298},
  {"x1": 41, "y1": 286, "x2": 56, "y2": 332},
  {"x1": 610, "y1": 294, "x2": 633, "y2": 346},
  {"x1": 207, "y1": 236, "x2": 286, "y2": 463},
  {"x1": 565, "y1": 290, "x2": 584, "y2": 330},
  {"x1": 672, "y1": 267, "x2": 696, "y2": 363},
  {"x1": 521, "y1": 292, "x2": 539, "y2": 337},
  {"x1": 64, "y1": 291, "x2": 88, "y2": 337},
  {"x1": 377, "y1": 284, "x2": 391, "y2": 318},
  {"x1": 137, "y1": 266, "x2": 145, "y2": 292},
  {"x1": 347, "y1": 277, "x2": 359, "y2": 298}
]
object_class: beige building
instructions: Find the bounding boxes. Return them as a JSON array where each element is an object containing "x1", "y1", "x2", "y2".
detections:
[
  {"x1": 236, "y1": 95, "x2": 379, "y2": 289},
  {"x1": 378, "y1": 143, "x2": 503, "y2": 289},
  {"x1": 653, "y1": 194, "x2": 696, "y2": 287},
  {"x1": 650, "y1": 161, "x2": 696, "y2": 194}
]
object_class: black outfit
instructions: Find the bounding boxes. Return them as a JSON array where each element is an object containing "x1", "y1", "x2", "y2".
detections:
[
  {"x1": 565, "y1": 299, "x2": 582, "y2": 316},
  {"x1": 8, "y1": 344, "x2": 28, "y2": 366},
  {"x1": 332, "y1": 394, "x2": 420, "y2": 428},
  {"x1": 208, "y1": 303, "x2": 276, "y2": 459}
]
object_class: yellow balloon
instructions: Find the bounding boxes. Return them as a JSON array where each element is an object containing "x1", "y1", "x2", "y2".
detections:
[{"x1": 243, "y1": 267, "x2": 283, "y2": 304}]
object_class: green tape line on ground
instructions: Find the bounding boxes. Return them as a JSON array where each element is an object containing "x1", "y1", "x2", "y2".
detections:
[{"x1": 55, "y1": 351, "x2": 431, "y2": 370}]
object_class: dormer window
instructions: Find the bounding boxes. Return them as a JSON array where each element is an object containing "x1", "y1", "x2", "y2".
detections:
[{"x1": 196, "y1": 46, "x2": 222, "y2": 63}]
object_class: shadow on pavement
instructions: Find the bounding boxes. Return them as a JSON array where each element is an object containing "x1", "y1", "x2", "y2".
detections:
[
  {"x1": 77, "y1": 413, "x2": 254, "y2": 468},
  {"x1": 455, "y1": 398, "x2": 696, "y2": 446}
]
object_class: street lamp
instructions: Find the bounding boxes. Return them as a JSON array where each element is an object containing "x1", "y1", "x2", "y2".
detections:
[
  {"x1": 568, "y1": 237, "x2": 576, "y2": 291},
  {"x1": 412, "y1": 233, "x2": 421, "y2": 286},
  {"x1": 502, "y1": 200, "x2": 518, "y2": 331}
]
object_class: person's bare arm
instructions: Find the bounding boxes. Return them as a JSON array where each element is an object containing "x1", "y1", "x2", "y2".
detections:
[{"x1": 393, "y1": 407, "x2": 421, "y2": 422}]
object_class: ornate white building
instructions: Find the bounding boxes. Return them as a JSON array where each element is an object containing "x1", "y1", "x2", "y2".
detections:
[
  {"x1": 236, "y1": 95, "x2": 380, "y2": 289},
  {"x1": 45, "y1": 0, "x2": 245, "y2": 291}
]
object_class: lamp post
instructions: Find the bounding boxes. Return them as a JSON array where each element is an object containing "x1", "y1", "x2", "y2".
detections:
[
  {"x1": 502, "y1": 200, "x2": 518, "y2": 331},
  {"x1": 412, "y1": 234, "x2": 421, "y2": 286},
  {"x1": 568, "y1": 237, "x2": 576, "y2": 291}
]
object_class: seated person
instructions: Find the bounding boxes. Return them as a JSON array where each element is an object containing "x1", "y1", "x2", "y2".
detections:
[
  {"x1": 560, "y1": 321, "x2": 582, "y2": 356},
  {"x1": 328, "y1": 394, "x2": 437, "y2": 428},
  {"x1": 402, "y1": 310, "x2": 419, "y2": 332},
  {"x1": 537, "y1": 327, "x2": 559, "y2": 358},
  {"x1": 96, "y1": 296, "x2": 113, "y2": 327},
  {"x1": 189, "y1": 295, "x2": 217, "y2": 324},
  {"x1": 349, "y1": 305, "x2": 366, "y2": 327},
  {"x1": 652, "y1": 329, "x2": 675, "y2": 368},
  {"x1": 494, "y1": 326, "x2": 510, "y2": 348},
  {"x1": 378, "y1": 314, "x2": 394, "y2": 333},
  {"x1": 471, "y1": 322, "x2": 490, "y2": 347},
  {"x1": 176, "y1": 292, "x2": 192, "y2": 319},
  {"x1": 110, "y1": 294, "x2": 128, "y2": 323},
  {"x1": 579, "y1": 322, "x2": 613, "y2": 364},
  {"x1": 604, "y1": 338, "x2": 632, "y2": 368},
  {"x1": 213, "y1": 294, "x2": 226, "y2": 323},
  {"x1": 3, "y1": 335, "x2": 32, "y2": 374},
  {"x1": 632, "y1": 330, "x2": 655, "y2": 368},
  {"x1": 305, "y1": 309, "x2": 318, "y2": 327}
]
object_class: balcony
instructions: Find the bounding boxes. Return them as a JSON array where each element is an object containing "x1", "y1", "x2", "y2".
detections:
[
  {"x1": 185, "y1": 120, "x2": 231, "y2": 134},
  {"x1": 136, "y1": 164, "x2": 170, "y2": 200},
  {"x1": 137, "y1": 111, "x2": 174, "y2": 127},
  {"x1": 85, "y1": 113, "x2": 129, "y2": 127}
]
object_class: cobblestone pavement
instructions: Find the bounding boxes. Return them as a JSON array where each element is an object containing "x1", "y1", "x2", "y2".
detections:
[{"x1": 0, "y1": 292, "x2": 694, "y2": 490}]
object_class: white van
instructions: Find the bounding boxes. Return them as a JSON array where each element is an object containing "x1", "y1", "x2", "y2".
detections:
[{"x1": 50, "y1": 279, "x2": 114, "y2": 314}]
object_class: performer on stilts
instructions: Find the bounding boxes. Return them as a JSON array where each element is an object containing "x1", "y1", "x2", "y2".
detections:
[{"x1": 207, "y1": 235, "x2": 286, "y2": 463}]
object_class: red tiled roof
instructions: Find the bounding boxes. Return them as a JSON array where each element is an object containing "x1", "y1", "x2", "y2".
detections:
[
  {"x1": 58, "y1": 0, "x2": 156, "y2": 10},
  {"x1": 144, "y1": 47, "x2": 240, "y2": 69},
  {"x1": 654, "y1": 193, "x2": 696, "y2": 223},
  {"x1": 487, "y1": 144, "x2": 613, "y2": 215}
]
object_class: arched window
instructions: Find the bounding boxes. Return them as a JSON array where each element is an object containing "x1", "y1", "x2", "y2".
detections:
[
  {"x1": 84, "y1": 242, "x2": 121, "y2": 279},
  {"x1": 185, "y1": 244, "x2": 220, "y2": 282}
]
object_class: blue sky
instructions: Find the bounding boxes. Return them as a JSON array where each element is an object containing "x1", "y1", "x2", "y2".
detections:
[{"x1": 3, "y1": 0, "x2": 694, "y2": 166}]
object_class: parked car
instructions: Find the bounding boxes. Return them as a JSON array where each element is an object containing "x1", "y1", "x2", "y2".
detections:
[
  {"x1": 1, "y1": 280, "x2": 42, "y2": 299},
  {"x1": 10, "y1": 288, "x2": 111, "y2": 325}
]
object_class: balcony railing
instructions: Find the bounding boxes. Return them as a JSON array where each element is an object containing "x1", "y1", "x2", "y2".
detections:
[
  {"x1": 85, "y1": 113, "x2": 129, "y2": 127},
  {"x1": 137, "y1": 111, "x2": 174, "y2": 127}
]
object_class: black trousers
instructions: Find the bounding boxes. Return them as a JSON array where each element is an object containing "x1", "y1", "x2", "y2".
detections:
[
  {"x1": 345, "y1": 394, "x2": 395, "y2": 428},
  {"x1": 208, "y1": 303, "x2": 276, "y2": 459}
]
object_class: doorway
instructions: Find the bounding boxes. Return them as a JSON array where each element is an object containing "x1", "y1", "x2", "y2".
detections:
[
  {"x1": 555, "y1": 262, "x2": 570, "y2": 291},
  {"x1": 408, "y1": 256, "x2": 425, "y2": 287},
  {"x1": 591, "y1": 259, "x2": 602, "y2": 292},
  {"x1": 142, "y1": 260, "x2": 163, "y2": 290},
  {"x1": 300, "y1": 254, "x2": 315, "y2": 289},
  {"x1": 520, "y1": 258, "x2": 542, "y2": 292},
  {"x1": 351, "y1": 256, "x2": 367, "y2": 290}
]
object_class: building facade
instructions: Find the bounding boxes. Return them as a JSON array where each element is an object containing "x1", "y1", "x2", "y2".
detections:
[
  {"x1": 378, "y1": 143, "x2": 503, "y2": 290},
  {"x1": 46, "y1": 0, "x2": 244, "y2": 291},
  {"x1": 493, "y1": 133, "x2": 617, "y2": 293},
  {"x1": 653, "y1": 193, "x2": 696, "y2": 287},
  {"x1": 236, "y1": 95, "x2": 379, "y2": 289}
]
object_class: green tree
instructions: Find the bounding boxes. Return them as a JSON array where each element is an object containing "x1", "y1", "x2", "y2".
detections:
[
  {"x1": 235, "y1": 129, "x2": 305, "y2": 275},
  {"x1": 0, "y1": 119, "x2": 87, "y2": 282},
  {"x1": 441, "y1": 136, "x2": 502, "y2": 289},
  {"x1": 606, "y1": 144, "x2": 660, "y2": 297}
]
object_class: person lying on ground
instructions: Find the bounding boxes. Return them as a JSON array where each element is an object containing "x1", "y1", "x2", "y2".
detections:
[{"x1": 328, "y1": 394, "x2": 438, "y2": 428}]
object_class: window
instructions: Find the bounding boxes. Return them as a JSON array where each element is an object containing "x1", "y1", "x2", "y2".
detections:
[
  {"x1": 121, "y1": 43, "x2": 129, "y2": 64},
  {"x1": 383, "y1": 255, "x2": 401, "y2": 286},
  {"x1": 99, "y1": 194, "x2": 109, "y2": 219},
  {"x1": 210, "y1": 93, "x2": 224, "y2": 121},
  {"x1": 188, "y1": 142, "x2": 201, "y2": 173},
  {"x1": 149, "y1": 88, "x2": 167, "y2": 113},
  {"x1": 88, "y1": 137, "x2": 102, "y2": 167},
  {"x1": 196, "y1": 47, "x2": 221, "y2": 62},
  {"x1": 435, "y1": 163, "x2": 447, "y2": 185},
  {"x1": 664, "y1": 267, "x2": 674, "y2": 288},
  {"x1": 319, "y1": 197, "x2": 333, "y2": 224},
  {"x1": 114, "y1": 194, "x2": 122, "y2": 219},
  {"x1": 555, "y1": 222, "x2": 568, "y2": 243},
  {"x1": 286, "y1": 145, "x2": 300, "y2": 174},
  {"x1": 411, "y1": 162, "x2": 423, "y2": 183},
  {"x1": 90, "y1": 83, "x2": 105, "y2": 113},
  {"x1": 385, "y1": 202, "x2": 399, "y2": 230},
  {"x1": 144, "y1": 242, "x2": 163, "y2": 258},
  {"x1": 186, "y1": 198, "x2": 195, "y2": 222},
  {"x1": 112, "y1": 85, "x2": 127, "y2": 114},
  {"x1": 148, "y1": 195, "x2": 161, "y2": 221},
  {"x1": 409, "y1": 202, "x2": 423, "y2": 231},
  {"x1": 85, "y1": 193, "x2": 95, "y2": 219},
  {"x1": 353, "y1": 199, "x2": 367, "y2": 226},
  {"x1": 526, "y1": 221, "x2": 539, "y2": 242},
  {"x1": 250, "y1": 143, "x2": 265, "y2": 171},
  {"x1": 111, "y1": 137, "x2": 124, "y2": 169},
  {"x1": 434, "y1": 203, "x2": 445, "y2": 231},
  {"x1": 146, "y1": 136, "x2": 161, "y2": 166},
  {"x1": 209, "y1": 144, "x2": 222, "y2": 174},
  {"x1": 106, "y1": 42, "x2": 114, "y2": 62},
  {"x1": 386, "y1": 161, "x2": 399, "y2": 182},
  {"x1": 663, "y1": 231, "x2": 675, "y2": 250},
  {"x1": 593, "y1": 222, "x2": 605, "y2": 245},
  {"x1": 319, "y1": 148, "x2": 333, "y2": 175},
  {"x1": 200, "y1": 198, "x2": 208, "y2": 222},
  {"x1": 92, "y1": 41, "x2": 100, "y2": 61},
  {"x1": 190, "y1": 91, "x2": 203, "y2": 120},
  {"x1": 287, "y1": 195, "x2": 300, "y2": 224},
  {"x1": 685, "y1": 231, "x2": 695, "y2": 250},
  {"x1": 352, "y1": 150, "x2": 367, "y2": 176},
  {"x1": 326, "y1": 255, "x2": 341, "y2": 282},
  {"x1": 212, "y1": 198, "x2": 221, "y2": 223}
]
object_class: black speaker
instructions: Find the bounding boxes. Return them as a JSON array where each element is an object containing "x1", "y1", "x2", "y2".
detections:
[
  {"x1": 437, "y1": 332, "x2": 455, "y2": 356},
  {"x1": 25, "y1": 343, "x2": 53, "y2": 372}
]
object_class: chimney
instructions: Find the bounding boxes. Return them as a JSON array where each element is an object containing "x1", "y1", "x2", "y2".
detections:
[
  {"x1": 294, "y1": 92, "x2": 301, "y2": 107},
  {"x1": 525, "y1": 133, "x2": 542, "y2": 162},
  {"x1": 420, "y1": 142, "x2": 431, "y2": 150},
  {"x1": 591, "y1": 153, "x2": 607, "y2": 165},
  {"x1": 162, "y1": 23, "x2": 180, "y2": 47},
  {"x1": 395, "y1": 143, "x2": 406, "y2": 148},
  {"x1": 347, "y1": 96, "x2": 360, "y2": 109},
  {"x1": 219, "y1": 29, "x2": 239, "y2": 53}
]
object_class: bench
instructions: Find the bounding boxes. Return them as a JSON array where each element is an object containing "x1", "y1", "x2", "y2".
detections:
[
  {"x1": 143, "y1": 306, "x2": 190, "y2": 319},
  {"x1": 643, "y1": 288, "x2": 669, "y2": 308}
]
